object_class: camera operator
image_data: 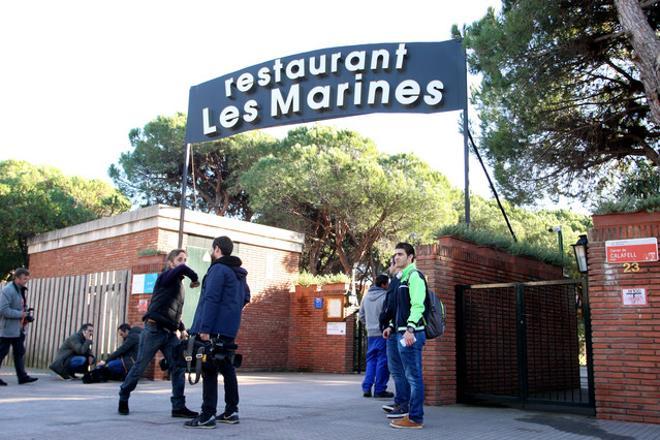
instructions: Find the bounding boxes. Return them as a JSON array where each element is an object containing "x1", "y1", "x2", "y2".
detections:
[
  {"x1": 0, "y1": 268, "x2": 39, "y2": 385},
  {"x1": 184, "y1": 236, "x2": 250, "y2": 429}
]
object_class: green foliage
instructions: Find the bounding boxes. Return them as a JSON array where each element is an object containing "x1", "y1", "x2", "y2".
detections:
[
  {"x1": 241, "y1": 126, "x2": 460, "y2": 275},
  {"x1": 295, "y1": 271, "x2": 350, "y2": 287},
  {"x1": 437, "y1": 224, "x2": 564, "y2": 267},
  {"x1": 594, "y1": 159, "x2": 660, "y2": 214},
  {"x1": 461, "y1": 1, "x2": 659, "y2": 204},
  {"x1": 108, "y1": 113, "x2": 276, "y2": 220},
  {"x1": 446, "y1": 192, "x2": 591, "y2": 270},
  {"x1": 0, "y1": 160, "x2": 130, "y2": 279}
]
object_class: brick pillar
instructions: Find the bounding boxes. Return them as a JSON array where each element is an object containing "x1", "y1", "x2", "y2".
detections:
[
  {"x1": 588, "y1": 211, "x2": 660, "y2": 424},
  {"x1": 128, "y1": 254, "x2": 167, "y2": 380},
  {"x1": 288, "y1": 283, "x2": 354, "y2": 373}
]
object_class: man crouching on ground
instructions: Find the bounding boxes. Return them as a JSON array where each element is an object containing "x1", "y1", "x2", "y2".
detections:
[{"x1": 184, "y1": 236, "x2": 250, "y2": 429}]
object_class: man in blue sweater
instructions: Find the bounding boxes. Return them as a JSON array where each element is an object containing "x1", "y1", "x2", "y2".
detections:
[{"x1": 184, "y1": 236, "x2": 250, "y2": 430}]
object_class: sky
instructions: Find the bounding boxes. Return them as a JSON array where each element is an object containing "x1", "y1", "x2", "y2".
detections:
[{"x1": 0, "y1": 0, "x2": 540, "y2": 211}]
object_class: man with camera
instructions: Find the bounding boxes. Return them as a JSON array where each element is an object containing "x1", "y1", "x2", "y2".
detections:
[
  {"x1": 0, "y1": 268, "x2": 39, "y2": 385},
  {"x1": 184, "y1": 236, "x2": 250, "y2": 429}
]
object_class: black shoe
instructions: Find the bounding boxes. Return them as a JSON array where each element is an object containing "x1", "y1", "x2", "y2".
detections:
[
  {"x1": 217, "y1": 411, "x2": 239, "y2": 424},
  {"x1": 0, "y1": 378, "x2": 7, "y2": 386},
  {"x1": 374, "y1": 390, "x2": 394, "y2": 399},
  {"x1": 118, "y1": 400, "x2": 129, "y2": 415},
  {"x1": 18, "y1": 376, "x2": 38, "y2": 385},
  {"x1": 172, "y1": 407, "x2": 199, "y2": 418},
  {"x1": 386, "y1": 406, "x2": 409, "y2": 419},
  {"x1": 363, "y1": 390, "x2": 372, "y2": 398},
  {"x1": 184, "y1": 414, "x2": 216, "y2": 429},
  {"x1": 382, "y1": 402, "x2": 397, "y2": 413}
]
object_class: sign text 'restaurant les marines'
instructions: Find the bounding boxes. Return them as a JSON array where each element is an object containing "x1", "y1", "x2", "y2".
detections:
[{"x1": 185, "y1": 40, "x2": 467, "y2": 143}]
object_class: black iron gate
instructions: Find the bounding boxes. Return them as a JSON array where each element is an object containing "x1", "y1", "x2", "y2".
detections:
[
  {"x1": 353, "y1": 320, "x2": 367, "y2": 373},
  {"x1": 456, "y1": 279, "x2": 595, "y2": 414}
]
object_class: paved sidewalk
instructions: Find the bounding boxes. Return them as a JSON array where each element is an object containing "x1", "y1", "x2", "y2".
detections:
[{"x1": 1, "y1": 371, "x2": 659, "y2": 440}]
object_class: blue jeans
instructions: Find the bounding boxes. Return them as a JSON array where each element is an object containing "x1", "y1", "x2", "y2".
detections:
[
  {"x1": 362, "y1": 336, "x2": 389, "y2": 394},
  {"x1": 397, "y1": 331, "x2": 426, "y2": 423},
  {"x1": 119, "y1": 323, "x2": 186, "y2": 410},
  {"x1": 67, "y1": 355, "x2": 93, "y2": 375},
  {"x1": 387, "y1": 332, "x2": 409, "y2": 410},
  {"x1": 105, "y1": 359, "x2": 125, "y2": 377}
]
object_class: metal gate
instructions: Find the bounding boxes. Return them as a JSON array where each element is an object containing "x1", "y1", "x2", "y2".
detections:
[{"x1": 456, "y1": 279, "x2": 595, "y2": 414}]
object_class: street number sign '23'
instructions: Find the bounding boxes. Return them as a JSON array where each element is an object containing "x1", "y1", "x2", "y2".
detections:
[{"x1": 185, "y1": 40, "x2": 467, "y2": 143}]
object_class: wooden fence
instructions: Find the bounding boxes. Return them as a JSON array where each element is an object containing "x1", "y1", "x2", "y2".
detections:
[{"x1": 2, "y1": 270, "x2": 130, "y2": 370}]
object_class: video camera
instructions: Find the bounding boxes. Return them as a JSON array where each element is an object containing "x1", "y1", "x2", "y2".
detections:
[
  {"x1": 25, "y1": 307, "x2": 35, "y2": 323},
  {"x1": 159, "y1": 336, "x2": 243, "y2": 385}
]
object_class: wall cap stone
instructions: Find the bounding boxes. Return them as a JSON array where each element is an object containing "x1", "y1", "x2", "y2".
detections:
[{"x1": 28, "y1": 205, "x2": 305, "y2": 254}]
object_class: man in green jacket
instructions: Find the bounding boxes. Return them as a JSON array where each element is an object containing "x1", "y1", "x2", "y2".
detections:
[{"x1": 388, "y1": 242, "x2": 426, "y2": 429}]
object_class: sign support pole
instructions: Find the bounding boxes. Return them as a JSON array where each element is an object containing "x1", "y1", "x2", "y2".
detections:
[
  {"x1": 462, "y1": 42, "x2": 470, "y2": 226},
  {"x1": 177, "y1": 143, "x2": 191, "y2": 248}
]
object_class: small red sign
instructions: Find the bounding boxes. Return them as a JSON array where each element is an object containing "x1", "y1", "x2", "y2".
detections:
[{"x1": 605, "y1": 237, "x2": 658, "y2": 264}]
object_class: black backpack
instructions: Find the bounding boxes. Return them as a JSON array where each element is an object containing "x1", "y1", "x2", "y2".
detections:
[{"x1": 416, "y1": 271, "x2": 446, "y2": 339}]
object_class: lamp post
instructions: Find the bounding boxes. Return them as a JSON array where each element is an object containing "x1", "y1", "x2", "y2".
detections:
[
  {"x1": 572, "y1": 234, "x2": 589, "y2": 274},
  {"x1": 548, "y1": 225, "x2": 565, "y2": 275}
]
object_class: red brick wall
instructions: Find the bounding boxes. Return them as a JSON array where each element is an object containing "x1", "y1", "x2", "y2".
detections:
[
  {"x1": 236, "y1": 245, "x2": 300, "y2": 370},
  {"x1": 417, "y1": 236, "x2": 564, "y2": 405},
  {"x1": 287, "y1": 283, "x2": 355, "y2": 373},
  {"x1": 588, "y1": 211, "x2": 660, "y2": 424},
  {"x1": 28, "y1": 229, "x2": 159, "y2": 277},
  {"x1": 127, "y1": 255, "x2": 168, "y2": 380}
]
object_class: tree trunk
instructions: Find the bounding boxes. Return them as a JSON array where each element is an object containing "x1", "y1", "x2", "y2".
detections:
[{"x1": 614, "y1": 0, "x2": 660, "y2": 127}]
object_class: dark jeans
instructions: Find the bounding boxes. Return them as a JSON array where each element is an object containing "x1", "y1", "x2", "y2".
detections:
[
  {"x1": 362, "y1": 336, "x2": 389, "y2": 394},
  {"x1": 201, "y1": 336, "x2": 239, "y2": 418},
  {"x1": 386, "y1": 332, "x2": 409, "y2": 409},
  {"x1": 119, "y1": 323, "x2": 186, "y2": 410},
  {"x1": 396, "y1": 331, "x2": 426, "y2": 423},
  {"x1": 0, "y1": 333, "x2": 29, "y2": 380},
  {"x1": 67, "y1": 355, "x2": 94, "y2": 375}
]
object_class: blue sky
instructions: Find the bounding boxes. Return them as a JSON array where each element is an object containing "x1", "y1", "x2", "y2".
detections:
[{"x1": 0, "y1": 0, "x2": 539, "y2": 209}]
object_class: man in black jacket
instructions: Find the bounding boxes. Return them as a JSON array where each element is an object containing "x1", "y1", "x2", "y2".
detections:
[
  {"x1": 118, "y1": 249, "x2": 199, "y2": 418},
  {"x1": 87, "y1": 324, "x2": 142, "y2": 381},
  {"x1": 378, "y1": 256, "x2": 409, "y2": 420}
]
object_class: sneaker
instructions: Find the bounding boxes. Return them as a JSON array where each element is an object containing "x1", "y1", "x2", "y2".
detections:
[
  {"x1": 390, "y1": 416, "x2": 423, "y2": 429},
  {"x1": 18, "y1": 376, "x2": 38, "y2": 385},
  {"x1": 118, "y1": 400, "x2": 129, "y2": 415},
  {"x1": 386, "y1": 407, "x2": 408, "y2": 419},
  {"x1": 184, "y1": 414, "x2": 216, "y2": 429},
  {"x1": 217, "y1": 411, "x2": 240, "y2": 424},
  {"x1": 172, "y1": 407, "x2": 199, "y2": 418},
  {"x1": 373, "y1": 390, "x2": 394, "y2": 399},
  {"x1": 363, "y1": 390, "x2": 372, "y2": 398},
  {"x1": 382, "y1": 402, "x2": 397, "y2": 413},
  {"x1": 0, "y1": 379, "x2": 7, "y2": 386}
]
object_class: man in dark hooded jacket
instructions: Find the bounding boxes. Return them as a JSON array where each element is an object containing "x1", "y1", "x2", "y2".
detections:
[{"x1": 184, "y1": 236, "x2": 250, "y2": 429}]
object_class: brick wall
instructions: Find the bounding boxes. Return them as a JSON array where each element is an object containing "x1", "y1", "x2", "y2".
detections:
[
  {"x1": 588, "y1": 211, "x2": 660, "y2": 424},
  {"x1": 416, "y1": 236, "x2": 564, "y2": 405},
  {"x1": 28, "y1": 229, "x2": 159, "y2": 277},
  {"x1": 287, "y1": 283, "x2": 355, "y2": 373},
  {"x1": 127, "y1": 255, "x2": 168, "y2": 380},
  {"x1": 236, "y1": 244, "x2": 300, "y2": 370}
]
